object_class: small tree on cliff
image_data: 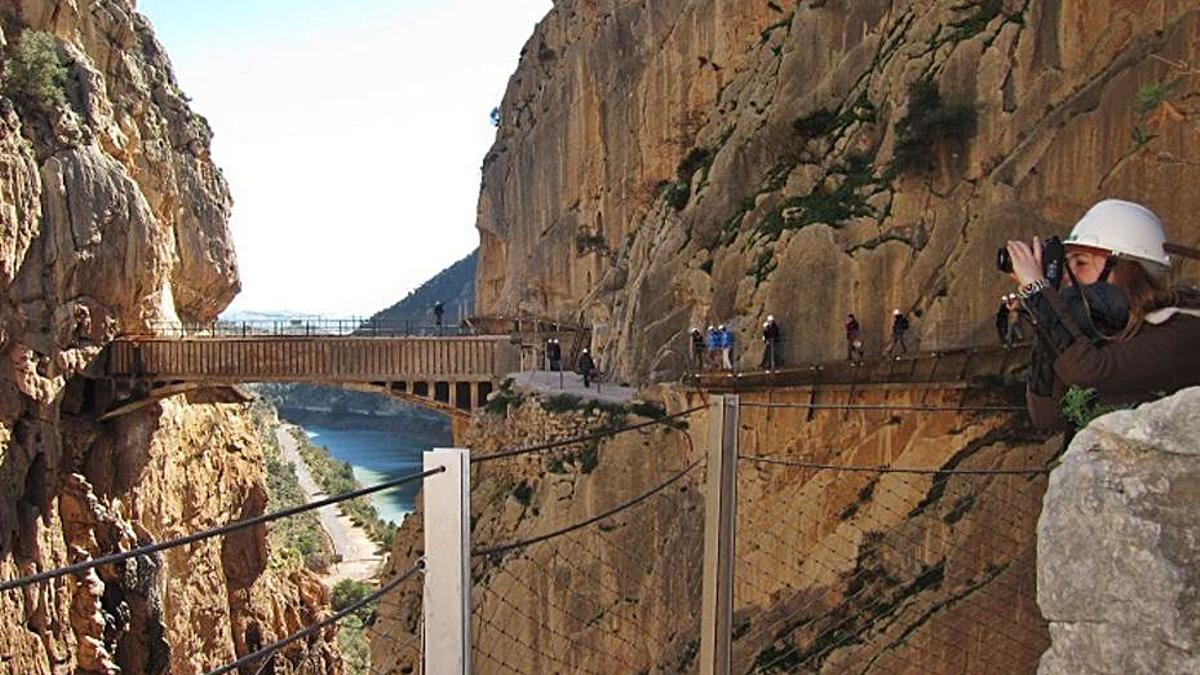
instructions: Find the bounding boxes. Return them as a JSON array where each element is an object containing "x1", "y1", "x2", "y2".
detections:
[{"x1": 2, "y1": 30, "x2": 68, "y2": 113}]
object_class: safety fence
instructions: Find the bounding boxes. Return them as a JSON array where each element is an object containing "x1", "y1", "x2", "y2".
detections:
[
  {"x1": 0, "y1": 406, "x2": 706, "y2": 673},
  {"x1": 2, "y1": 392, "x2": 1052, "y2": 673},
  {"x1": 700, "y1": 394, "x2": 1054, "y2": 674}
]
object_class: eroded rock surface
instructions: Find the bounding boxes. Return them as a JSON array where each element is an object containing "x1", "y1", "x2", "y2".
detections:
[
  {"x1": 1038, "y1": 386, "x2": 1200, "y2": 674},
  {"x1": 0, "y1": 2, "x2": 333, "y2": 672},
  {"x1": 477, "y1": 1, "x2": 1200, "y2": 382}
]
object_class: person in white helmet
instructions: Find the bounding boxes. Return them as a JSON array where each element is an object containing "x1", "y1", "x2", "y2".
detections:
[
  {"x1": 1005, "y1": 199, "x2": 1200, "y2": 430},
  {"x1": 576, "y1": 347, "x2": 596, "y2": 388},
  {"x1": 887, "y1": 309, "x2": 910, "y2": 357},
  {"x1": 994, "y1": 295, "x2": 1010, "y2": 345},
  {"x1": 1004, "y1": 293, "x2": 1024, "y2": 348},
  {"x1": 760, "y1": 315, "x2": 782, "y2": 369}
]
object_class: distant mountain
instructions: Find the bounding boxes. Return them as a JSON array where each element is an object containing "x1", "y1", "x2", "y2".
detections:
[{"x1": 370, "y1": 249, "x2": 477, "y2": 327}]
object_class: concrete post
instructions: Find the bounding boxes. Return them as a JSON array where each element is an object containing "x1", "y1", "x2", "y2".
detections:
[
  {"x1": 700, "y1": 395, "x2": 738, "y2": 675},
  {"x1": 423, "y1": 448, "x2": 471, "y2": 674}
]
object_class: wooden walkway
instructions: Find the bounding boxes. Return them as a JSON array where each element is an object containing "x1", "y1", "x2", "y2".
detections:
[{"x1": 103, "y1": 336, "x2": 521, "y2": 414}]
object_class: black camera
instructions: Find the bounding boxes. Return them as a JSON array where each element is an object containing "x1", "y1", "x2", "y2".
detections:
[{"x1": 997, "y1": 236, "x2": 1065, "y2": 288}]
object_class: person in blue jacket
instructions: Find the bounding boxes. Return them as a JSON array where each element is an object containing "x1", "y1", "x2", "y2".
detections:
[{"x1": 719, "y1": 324, "x2": 734, "y2": 370}]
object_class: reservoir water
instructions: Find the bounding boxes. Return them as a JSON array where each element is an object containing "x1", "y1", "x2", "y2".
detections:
[{"x1": 304, "y1": 426, "x2": 431, "y2": 524}]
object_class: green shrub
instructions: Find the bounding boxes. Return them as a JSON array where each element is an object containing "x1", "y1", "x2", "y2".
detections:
[
  {"x1": 1061, "y1": 386, "x2": 1126, "y2": 428},
  {"x1": 3, "y1": 30, "x2": 67, "y2": 113},
  {"x1": 792, "y1": 108, "x2": 838, "y2": 139},
  {"x1": 892, "y1": 78, "x2": 976, "y2": 175},
  {"x1": 664, "y1": 181, "x2": 691, "y2": 211},
  {"x1": 513, "y1": 481, "x2": 533, "y2": 506},
  {"x1": 575, "y1": 232, "x2": 607, "y2": 255},
  {"x1": 483, "y1": 380, "x2": 522, "y2": 415},
  {"x1": 540, "y1": 393, "x2": 584, "y2": 414},
  {"x1": 331, "y1": 579, "x2": 376, "y2": 624}
]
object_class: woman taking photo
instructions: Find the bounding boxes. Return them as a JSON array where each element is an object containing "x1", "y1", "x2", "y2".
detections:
[{"x1": 1005, "y1": 199, "x2": 1200, "y2": 429}]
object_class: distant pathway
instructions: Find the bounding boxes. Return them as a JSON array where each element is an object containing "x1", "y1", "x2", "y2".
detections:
[
  {"x1": 510, "y1": 370, "x2": 637, "y2": 404},
  {"x1": 275, "y1": 425, "x2": 383, "y2": 583}
]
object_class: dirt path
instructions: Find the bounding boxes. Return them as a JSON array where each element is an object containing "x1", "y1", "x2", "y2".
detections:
[{"x1": 276, "y1": 425, "x2": 383, "y2": 583}]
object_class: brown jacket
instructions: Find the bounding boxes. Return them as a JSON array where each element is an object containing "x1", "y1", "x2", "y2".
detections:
[{"x1": 1027, "y1": 289, "x2": 1200, "y2": 429}]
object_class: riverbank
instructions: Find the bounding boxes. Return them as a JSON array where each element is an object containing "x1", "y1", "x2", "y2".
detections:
[{"x1": 276, "y1": 425, "x2": 383, "y2": 583}]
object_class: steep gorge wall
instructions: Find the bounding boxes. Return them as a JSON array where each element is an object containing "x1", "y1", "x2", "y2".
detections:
[
  {"x1": 0, "y1": 2, "x2": 335, "y2": 672},
  {"x1": 478, "y1": 0, "x2": 1200, "y2": 382}
]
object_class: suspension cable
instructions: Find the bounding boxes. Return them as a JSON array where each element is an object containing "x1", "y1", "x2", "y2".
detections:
[
  {"x1": 205, "y1": 561, "x2": 424, "y2": 675},
  {"x1": 737, "y1": 401, "x2": 1025, "y2": 412},
  {"x1": 738, "y1": 454, "x2": 1050, "y2": 475},
  {"x1": 470, "y1": 405, "x2": 705, "y2": 464},
  {"x1": 472, "y1": 459, "x2": 700, "y2": 557},
  {"x1": 0, "y1": 467, "x2": 444, "y2": 593}
]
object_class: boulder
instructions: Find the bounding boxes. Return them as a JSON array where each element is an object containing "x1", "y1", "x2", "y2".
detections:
[{"x1": 1038, "y1": 387, "x2": 1200, "y2": 674}]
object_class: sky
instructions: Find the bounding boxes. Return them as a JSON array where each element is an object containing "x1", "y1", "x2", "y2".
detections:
[{"x1": 137, "y1": 0, "x2": 552, "y2": 316}]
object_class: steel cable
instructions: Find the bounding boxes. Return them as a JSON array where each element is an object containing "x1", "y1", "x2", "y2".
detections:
[{"x1": 0, "y1": 467, "x2": 444, "y2": 592}]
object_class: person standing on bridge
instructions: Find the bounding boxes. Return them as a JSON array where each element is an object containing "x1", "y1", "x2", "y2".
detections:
[
  {"x1": 546, "y1": 338, "x2": 562, "y2": 372},
  {"x1": 706, "y1": 325, "x2": 720, "y2": 370},
  {"x1": 1005, "y1": 199, "x2": 1200, "y2": 430},
  {"x1": 433, "y1": 301, "x2": 445, "y2": 334},
  {"x1": 1004, "y1": 293, "x2": 1024, "y2": 348},
  {"x1": 995, "y1": 296, "x2": 1010, "y2": 345},
  {"x1": 888, "y1": 309, "x2": 910, "y2": 357},
  {"x1": 718, "y1": 324, "x2": 734, "y2": 371},
  {"x1": 690, "y1": 328, "x2": 706, "y2": 373},
  {"x1": 577, "y1": 348, "x2": 597, "y2": 388},
  {"x1": 761, "y1": 315, "x2": 782, "y2": 370},
  {"x1": 845, "y1": 314, "x2": 864, "y2": 364}
]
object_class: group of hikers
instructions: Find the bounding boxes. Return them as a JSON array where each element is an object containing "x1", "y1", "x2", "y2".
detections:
[
  {"x1": 542, "y1": 337, "x2": 597, "y2": 388},
  {"x1": 688, "y1": 309, "x2": 914, "y2": 373}
]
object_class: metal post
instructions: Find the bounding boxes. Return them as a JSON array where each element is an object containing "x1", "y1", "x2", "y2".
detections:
[
  {"x1": 424, "y1": 448, "x2": 471, "y2": 674},
  {"x1": 700, "y1": 395, "x2": 738, "y2": 675}
]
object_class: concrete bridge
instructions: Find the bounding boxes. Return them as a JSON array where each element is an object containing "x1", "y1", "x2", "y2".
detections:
[{"x1": 102, "y1": 334, "x2": 521, "y2": 417}]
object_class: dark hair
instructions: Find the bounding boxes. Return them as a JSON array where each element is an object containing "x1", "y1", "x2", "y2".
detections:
[{"x1": 1110, "y1": 260, "x2": 1200, "y2": 339}]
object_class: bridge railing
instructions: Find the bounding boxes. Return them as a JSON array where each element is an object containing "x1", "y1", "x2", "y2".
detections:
[{"x1": 133, "y1": 318, "x2": 478, "y2": 339}]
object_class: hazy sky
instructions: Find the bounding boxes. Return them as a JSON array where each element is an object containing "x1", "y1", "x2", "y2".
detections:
[{"x1": 137, "y1": 0, "x2": 551, "y2": 316}]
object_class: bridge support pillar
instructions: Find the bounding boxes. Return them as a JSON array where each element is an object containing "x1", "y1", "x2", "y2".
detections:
[
  {"x1": 700, "y1": 395, "x2": 738, "y2": 675},
  {"x1": 423, "y1": 447, "x2": 471, "y2": 674}
]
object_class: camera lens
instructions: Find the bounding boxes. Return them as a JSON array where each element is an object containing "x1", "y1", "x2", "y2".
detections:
[{"x1": 996, "y1": 247, "x2": 1013, "y2": 274}]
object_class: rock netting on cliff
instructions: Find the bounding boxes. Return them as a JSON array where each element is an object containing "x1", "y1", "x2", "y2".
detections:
[
  {"x1": 476, "y1": 1, "x2": 1200, "y2": 383},
  {"x1": 1038, "y1": 386, "x2": 1200, "y2": 674},
  {"x1": 0, "y1": 2, "x2": 336, "y2": 672}
]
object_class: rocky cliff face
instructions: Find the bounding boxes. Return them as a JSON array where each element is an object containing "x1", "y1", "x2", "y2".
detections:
[
  {"x1": 478, "y1": 0, "x2": 1200, "y2": 382},
  {"x1": 0, "y1": 2, "x2": 335, "y2": 672},
  {"x1": 1038, "y1": 386, "x2": 1200, "y2": 674}
]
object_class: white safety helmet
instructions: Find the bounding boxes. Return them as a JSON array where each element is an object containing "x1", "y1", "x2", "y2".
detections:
[
  {"x1": 1065, "y1": 199, "x2": 1171, "y2": 273},
  {"x1": 766, "y1": 314, "x2": 775, "y2": 322},
  {"x1": 893, "y1": 309, "x2": 901, "y2": 315},
  {"x1": 1007, "y1": 293, "x2": 1017, "y2": 300},
  {"x1": 718, "y1": 324, "x2": 726, "y2": 330}
]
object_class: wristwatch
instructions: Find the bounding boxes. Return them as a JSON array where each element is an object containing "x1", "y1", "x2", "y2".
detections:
[{"x1": 1017, "y1": 278, "x2": 1049, "y2": 300}]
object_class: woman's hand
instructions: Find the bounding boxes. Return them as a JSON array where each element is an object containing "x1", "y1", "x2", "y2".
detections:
[{"x1": 1006, "y1": 238, "x2": 1046, "y2": 287}]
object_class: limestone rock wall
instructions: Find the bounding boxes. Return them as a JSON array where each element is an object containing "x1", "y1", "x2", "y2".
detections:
[
  {"x1": 477, "y1": 0, "x2": 1200, "y2": 382},
  {"x1": 0, "y1": 2, "x2": 335, "y2": 672},
  {"x1": 1037, "y1": 386, "x2": 1200, "y2": 674}
]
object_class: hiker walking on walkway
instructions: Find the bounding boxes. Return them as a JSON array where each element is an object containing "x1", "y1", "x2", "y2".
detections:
[
  {"x1": 718, "y1": 324, "x2": 734, "y2": 370},
  {"x1": 690, "y1": 328, "x2": 705, "y2": 372},
  {"x1": 706, "y1": 325, "x2": 720, "y2": 370},
  {"x1": 577, "y1": 348, "x2": 596, "y2": 388},
  {"x1": 888, "y1": 309, "x2": 910, "y2": 357},
  {"x1": 1004, "y1": 294, "x2": 1024, "y2": 347},
  {"x1": 845, "y1": 314, "x2": 864, "y2": 363},
  {"x1": 995, "y1": 296, "x2": 1009, "y2": 345},
  {"x1": 760, "y1": 315, "x2": 782, "y2": 369},
  {"x1": 433, "y1": 301, "x2": 445, "y2": 334},
  {"x1": 546, "y1": 338, "x2": 562, "y2": 371}
]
